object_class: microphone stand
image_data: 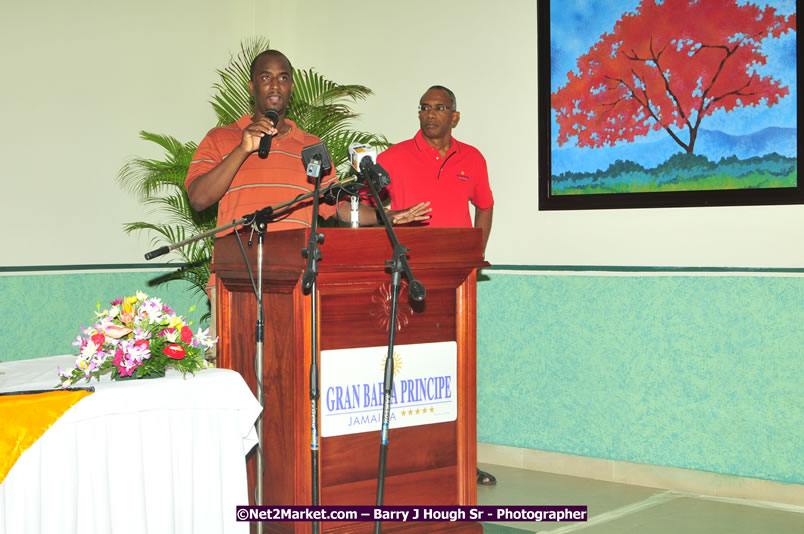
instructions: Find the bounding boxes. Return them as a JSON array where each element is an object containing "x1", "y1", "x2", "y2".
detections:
[
  {"x1": 143, "y1": 178, "x2": 353, "y2": 262},
  {"x1": 301, "y1": 158, "x2": 325, "y2": 534},
  {"x1": 360, "y1": 160, "x2": 426, "y2": 534},
  {"x1": 250, "y1": 210, "x2": 267, "y2": 534},
  {"x1": 143, "y1": 178, "x2": 349, "y2": 533}
]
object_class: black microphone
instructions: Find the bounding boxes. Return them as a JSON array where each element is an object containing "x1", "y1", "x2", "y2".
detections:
[
  {"x1": 258, "y1": 110, "x2": 280, "y2": 159},
  {"x1": 301, "y1": 142, "x2": 333, "y2": 179},
  {"x1": 358, "y1": 156, "x2": 391, "y2": 188}
]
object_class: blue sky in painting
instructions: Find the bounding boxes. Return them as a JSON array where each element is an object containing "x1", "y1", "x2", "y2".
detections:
[{"x1": 549, "y1": 0, "x2": 798, "y2": 159}]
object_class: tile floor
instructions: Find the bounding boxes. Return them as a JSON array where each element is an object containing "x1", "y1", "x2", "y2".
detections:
[{"x1": 477, "y1": 463, "x2": 804, "y2": 533}]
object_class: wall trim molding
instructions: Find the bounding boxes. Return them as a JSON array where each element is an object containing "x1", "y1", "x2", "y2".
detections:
[
  {"x1": 5, "y1": 263, "x2": 803, "y2": 275},
  {"x1": 0, "y1": 264, "x2": 180, "y2": 275},
  {"x1": 478, "y1": 443, "x2": 804, "y2": 508},
  {"x1": 483, "y1": 264, "x2": 804, "y2": 275}
]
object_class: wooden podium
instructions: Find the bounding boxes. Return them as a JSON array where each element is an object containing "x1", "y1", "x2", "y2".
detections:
[{"x1": 214, "y1": 227, "x2": 487, "y2": 534}]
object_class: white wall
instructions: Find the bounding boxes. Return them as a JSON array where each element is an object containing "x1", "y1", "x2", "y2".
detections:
[
  {"x1": 259, "y1": 0, "x2": 803, "y2": 269},
  {"x1": 1, "y1": 0, "x2": 801, "y2": 269},
  {"x1": 0, "y1": 0, "x2": 254, "y2": 266}
]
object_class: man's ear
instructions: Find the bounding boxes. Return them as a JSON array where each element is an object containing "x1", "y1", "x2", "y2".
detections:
[{"x1": 452, "y1": 111, "x2": 461, "y2": 128}]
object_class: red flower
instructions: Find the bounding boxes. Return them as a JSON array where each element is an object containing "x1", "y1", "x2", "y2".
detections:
[
  {"x1": 163, "y1": 344, "x2": 186, "y2": 360},
  {"x1": 135, "y1": 339, "x2": 149, "y2": 350},
  {"x1": 90, "y1": 333, "x2": 105, "y2": 348},
  {"x1": 180, "y1": 326, "x2": 193, "y2": 344},
  {"x1": 112, "y1": 348, "x2": 124, "y2": 366}
]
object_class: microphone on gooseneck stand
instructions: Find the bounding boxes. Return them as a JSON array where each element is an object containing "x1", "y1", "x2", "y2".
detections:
[
  {"x1": 348, "y1": 143, "x2": 391, "y2": 188},
  {"x1": 258, "y1": 110, "x2": 280, "y2": 159}
]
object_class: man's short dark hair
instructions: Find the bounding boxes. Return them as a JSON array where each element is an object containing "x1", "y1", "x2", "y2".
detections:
[
  {"x1": 427, "y1": 85, "x2": 457, "y2": 110},
  {"x1": 249, "y1": 50, "x2": 294, "y2": 81}
]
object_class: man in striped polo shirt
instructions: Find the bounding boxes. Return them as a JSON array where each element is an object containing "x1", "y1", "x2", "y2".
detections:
[
  {"x1": 185, "y1": 49, "x2": 342, "y2": 361},
  {"x1": 186, "y1": 49, "x2": 338, "y2": 237}
]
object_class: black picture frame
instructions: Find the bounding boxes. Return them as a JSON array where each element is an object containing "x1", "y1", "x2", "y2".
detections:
[{"x1": 537, "y1": 1, "x2": 801, "y2": 211}]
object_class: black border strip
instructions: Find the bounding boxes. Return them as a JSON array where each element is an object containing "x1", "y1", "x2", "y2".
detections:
[{"x1": 537, "y1": 1, "x2": 802, "y2": 211}]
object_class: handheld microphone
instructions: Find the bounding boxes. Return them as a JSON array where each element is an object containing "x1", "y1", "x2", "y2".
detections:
[{"x1": 258, "y1": 110, "x2": 280, "y2": 159}]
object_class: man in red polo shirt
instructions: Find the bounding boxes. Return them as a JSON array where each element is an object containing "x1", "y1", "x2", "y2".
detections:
[
  {"x1": 359, "y1": 87, "x2": 496, "y2": 486},
  {"x1": 356, "y1": 86, "x2": 494, "y2": 256}
]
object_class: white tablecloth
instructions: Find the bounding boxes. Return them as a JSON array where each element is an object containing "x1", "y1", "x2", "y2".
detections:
[{"x1": 0, "y1": 355, "x2": 262, "y2": 534}]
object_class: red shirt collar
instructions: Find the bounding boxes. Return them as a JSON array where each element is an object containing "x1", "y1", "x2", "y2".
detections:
[{"x1": 413, "y1": 129, "x2": 459, "y2": 157}]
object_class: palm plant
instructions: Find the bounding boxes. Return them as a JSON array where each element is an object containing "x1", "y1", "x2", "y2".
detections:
[
  {"x1": 117, "y1": 133, "x2": 216, "y2": 301},
  {"x1": 118, "y1": 36, "x2": 389, "y2": 311}
]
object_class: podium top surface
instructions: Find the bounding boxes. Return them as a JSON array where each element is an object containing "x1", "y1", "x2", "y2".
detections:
[{"x1": 213, "y1": 227, "x2": 487, "y2": 276}]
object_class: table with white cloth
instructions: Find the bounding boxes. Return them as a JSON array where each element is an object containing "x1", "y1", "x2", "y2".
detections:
[{"x1": 0, "y1": 355, "x2": 262, "y2": 534}]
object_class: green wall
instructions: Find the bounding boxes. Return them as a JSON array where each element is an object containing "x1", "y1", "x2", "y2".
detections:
[
  {"x1": 2, "y1": 266, "x2": 802, "y2": 485},
  {"x1": 477, "y1": 270, "x2": 803, "y2": 485},
  {"x1": 0, "y1": 267, "x2": 209, "y2": 363}
]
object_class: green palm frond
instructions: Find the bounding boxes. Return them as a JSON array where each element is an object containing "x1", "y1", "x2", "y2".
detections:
[
  {"x1": 117, "y1": 132, "x2": 198, "y2": 199},
  {"x1": 291, "y1": 69, "x2": 373, "y2": 108},
  {"x1": 211, "y1": 36, "x2": 271, "y2": 125}
]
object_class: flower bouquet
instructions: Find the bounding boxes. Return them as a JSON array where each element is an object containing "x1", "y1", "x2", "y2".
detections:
[{"x1": 58, "y1": 291, "x2": 217, "y2": 387}]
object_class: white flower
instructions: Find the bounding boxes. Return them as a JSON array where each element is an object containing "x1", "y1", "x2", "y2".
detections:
[
  {"x1": 141, "y1": 298, "x2": 164, "y2": 324},
  {"x1": 164, "y1": 329, "x2": 179, "y2": 343},
  {"x1": 125, "y1": 339, "x2": 150, "y2": 363},
  {"x1": 194, "y1": 327, "x2": 218, "y2": 349},
  {"x1": 93, "y1": 351, "x2": 109, "y2": 367},
  {"x1": 136, "y1": 290, "x2": 148, "y2": 301},
  {"x1": 80, "y1": 341, "x2": 98, "y2": 359}
]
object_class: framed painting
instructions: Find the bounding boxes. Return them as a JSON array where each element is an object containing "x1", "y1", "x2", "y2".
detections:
[{"x1": 538, "y1": 0, "x2": 800, "y2": 210}]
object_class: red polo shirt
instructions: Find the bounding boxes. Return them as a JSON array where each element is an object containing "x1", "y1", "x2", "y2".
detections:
[{"x1": 376, "y1": 130, "x2": 493, "y2": 228}]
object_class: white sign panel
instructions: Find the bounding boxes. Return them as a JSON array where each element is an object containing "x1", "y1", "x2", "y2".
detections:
[{"x1": 321, "y1": 341, "x2": 458, "y2": 437}]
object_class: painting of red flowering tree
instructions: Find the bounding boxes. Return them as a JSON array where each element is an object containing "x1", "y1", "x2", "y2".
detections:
[{"x1": 539, "y1": 0, "x2": 800, "y2": 209}]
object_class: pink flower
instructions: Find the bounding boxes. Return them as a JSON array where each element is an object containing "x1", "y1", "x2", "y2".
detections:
[
  {"x1": 117, "y1": 364, "x2": 136, "y2": 377},
  {"x1": 112, "y1": 348, "x2": 140, "y2": 376},
  {"x1": 180, "y1": 326, "x2": 193, "y2": 344},
  {"x1": 163, "y1": 344, "x2": 186, "y2": 360},
  {"x1": 120, "y1": 312, "x2": 134, "y2": 324}
]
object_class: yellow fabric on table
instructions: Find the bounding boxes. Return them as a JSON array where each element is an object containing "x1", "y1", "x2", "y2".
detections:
[{"x1": 0, "y1": 390, "x2": 93, "y2": 484}]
